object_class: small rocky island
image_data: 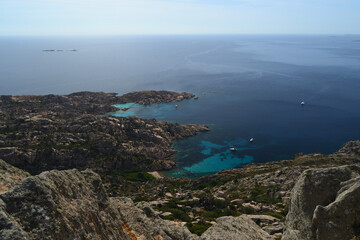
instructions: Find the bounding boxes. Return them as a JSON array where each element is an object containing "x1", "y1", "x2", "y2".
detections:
[{"x1": 0, "y1": 90, "x2": 359, "y2": 240}]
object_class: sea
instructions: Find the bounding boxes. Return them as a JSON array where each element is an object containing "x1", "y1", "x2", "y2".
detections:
[{"x1": 1, "y1": 35, "x2": 360, "y2": 178}]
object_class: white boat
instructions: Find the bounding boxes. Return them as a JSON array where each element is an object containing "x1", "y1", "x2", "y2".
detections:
[
  {"x1": 229, "y1": 147, "x2": 236, "y2": 151},
  {"x1": 249, "y1": 138, "x2": 254, "y2": 142},
  {"x1": 175, "y1": 104, "x2": 178, "y2": 108},
  {"x1": 301, "y1": 101, "x2": 305, "y2": 105}
]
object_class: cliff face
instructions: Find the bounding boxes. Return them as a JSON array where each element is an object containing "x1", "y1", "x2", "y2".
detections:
[{"x1": 283, "y1": 164, "x2": 360, "y2": 240}]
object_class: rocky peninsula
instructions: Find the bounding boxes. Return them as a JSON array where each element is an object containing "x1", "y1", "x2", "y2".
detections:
[
  {"x1": 0, "y1": 91, "x2": 208, "y2": 175},
  {"x1": 0, "y1": 90, "x2": 359, "y2": 240}
]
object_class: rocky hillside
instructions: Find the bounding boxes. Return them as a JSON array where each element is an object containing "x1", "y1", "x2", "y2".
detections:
[
  {"x1": 0, "y1": 90, "x2": 194, "y2": 116},
  {"x1": 1, "y1": 159, "x2": 359, "y2": 240},
  {"x1": 0, "y1": 159, "x2": 30, "y2": 194},
  {"x1": 1, "y1": 141, "x2": 360, "y2": 240},
  {"x1": 1, "y1": 90, "x2": 359, "y2": 239},
  {"x1": 0, "y1": 166, "x2": 272, "y2": 240},
  {"x1": 105, "y1": 141, "x2": 360, "y2": 239},
  {"x1": 116, "y1": 90, "x2": 195, "y2": 105},
  {"x1": 0, "y1": 91, "x2": 207, "y2": 175}
]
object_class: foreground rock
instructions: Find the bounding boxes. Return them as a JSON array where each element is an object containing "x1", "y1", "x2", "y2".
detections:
[
  {"x1": 200, "y1": 215, "x2": 272, "y2": 240},
  {"x1": 337, "y1": 140, "x2": 360, "y2": 156},
  {"x1": 0, "y1": 159, "x2": 30, "y2": 194},
  {"x1": 0, "y1": 169, "x2": 131, "y2": 240},
  {"x1": 0, "y1": 168, "x2": 199, "y2": 240},
  {"x1": 1, "y1": 167, "x2": 279, "y2": 240},
  {"x1": 112, "y1": 197, "x2": 197, "y2": 240},
  {"x1": 109, "y1": 141, "x2": 360, "y2": 238},
  {"x1": 283, "y1": 164, "x2": 360, "y2": 240}
]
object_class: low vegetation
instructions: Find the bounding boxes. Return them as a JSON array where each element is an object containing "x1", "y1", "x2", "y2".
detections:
[{"x1": 113, "y1": 169, "x2": 155, "y2": 182}]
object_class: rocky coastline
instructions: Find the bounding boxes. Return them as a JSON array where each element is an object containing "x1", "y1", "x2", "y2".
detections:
[
  {"x1": 0, "y1": 90, "x2": 208, "y2": 175},
  {"x1": 0, "y1": 90, "x2": 359, "y2": 240}
]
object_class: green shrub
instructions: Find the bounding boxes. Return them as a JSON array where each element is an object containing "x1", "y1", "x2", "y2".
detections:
[
  {"x1": 113, "y1": 169, "x2": 155, "y2": 182},
  {"x1": 157, "y1": 200, "x2": 191, "y2": 222},
  {"x1": 186, "y1": 222, "x2": 211, "y2": 236},
  {"x1": 192, "y1": 177, "x2": 235, "y2": 190},
  {"x1": 134, "y1": 196, "x2": 149, "y2": 202},
  {"x1": 244, "y1": 185, "x2": 281, "y2": 204},
  {"x1": 163, "y1": 215, "x2": 176, "y2": 221},
  {"x1": 238, "y1": 205, "x2": 255, "y2": 214},
  {"x1": 169, "y1": 208, "x2": 191, "y2": 222},
  {"x1": 201, "y1": 208, "x2": 239, "y2": 221}
]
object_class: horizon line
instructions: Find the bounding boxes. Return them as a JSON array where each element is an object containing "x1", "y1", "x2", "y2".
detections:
[{"x1": 1, "y1": 33, "x2": 360, "y2": 37}]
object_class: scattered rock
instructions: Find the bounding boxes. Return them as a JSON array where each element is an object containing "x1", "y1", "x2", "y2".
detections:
[
  {"x1": 161, "y1": 212, "x2": 172, "y2": 217},
  {"x1": 111, "y1": 198, "x2": 197, "y2": 240},
  {"x1": 246, "y1": 214, "x2": 279, "y2": 224},
  {"x1": 148, "y1": 171, "x2": 163, "y2": 179},
  {"x1": 200, "y1": 215, "x2": 272, "y2": 240},
  {"x1": 165, "y1": 192, "x2": 174, "y2": 198},
  {"x1": 230, "y1": 198, "x2": 243, "y2": 205}
]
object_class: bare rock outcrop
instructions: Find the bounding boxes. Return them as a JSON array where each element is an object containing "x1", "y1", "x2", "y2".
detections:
[
  {"x1": 337, "y1": 140, "x2": 360, "y2": 156},
  {"x1": 283, "y1": 164, "x2": 360, "y2": 240},
  {"x1": 0, "y1": 159, "x2": 30, "y2": 194},
  {"x1": 0, "y1": 169, "x2": 131, "y2": 240},
  {"x1": 0, "y1": 166, "x2": 281, "y2": 240},
  {"x1": 200, "y1": 215, "x2": 272, "y2": 240}
]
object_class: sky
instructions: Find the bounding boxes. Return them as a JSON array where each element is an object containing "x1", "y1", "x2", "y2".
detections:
[{"x1": 0, "y1": 0, "x2": 359, "y2": 35}]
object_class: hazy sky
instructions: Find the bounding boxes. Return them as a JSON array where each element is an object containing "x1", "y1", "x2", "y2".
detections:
[{"x1": 1, "y1": 0, "x2": 359, "y2": 35}]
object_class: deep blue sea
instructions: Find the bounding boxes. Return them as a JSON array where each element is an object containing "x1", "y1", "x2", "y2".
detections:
[{"x1": 1, "y1": 35, "x2": 360, "y2": 178}]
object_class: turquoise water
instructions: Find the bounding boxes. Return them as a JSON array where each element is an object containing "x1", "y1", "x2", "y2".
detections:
[
  {"x1": 200, "y1": 141, "x2": 223, "y2": 155},
  {"x1": 112, "y1": 102, "x2": 177, "y2": 119},
  {"x1": 111, "y1": 102, "x2": 264, "y2": 177},
  {"x1": 112, "y1": 103, "x2": 143, "y2": 117},
  {"x1": 183, "y1": 139, "x2": 257, "y2": 174},
  {"x1": 114, "y1": 103, "x2": 142, "y2": 109},
  {"x1": 166, "y1": 135, "x2": 262, "y2": 178},
  {"x1": 184, "y1": 152, "x2": 253, "y2": 174}
]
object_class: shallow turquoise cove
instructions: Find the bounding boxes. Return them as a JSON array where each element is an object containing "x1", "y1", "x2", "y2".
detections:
[
  {"x1": 184, "y1": 151, "x2": 253, "y2": 173},
  {"x1": 112, "y1": 111, "x2": 136, "y2": 117},
  {"x1": 180, "y1": 138, "x2": 259, "y2": 174},
  {"x1": 111, "y1": 102, "x2": 177, "y2": 119},
  {"x1": 113, "y1": 102, "x2": 142, "y2": 109},
  {"x1": 200, "y1": 141, "x2": 223, "y2": 155},
  {"x1": 112, "y1": 103, "x2": 142, "y2": 117},
  {"x1": 107, "y1": 100, "x2": 263, "y2": 177}
]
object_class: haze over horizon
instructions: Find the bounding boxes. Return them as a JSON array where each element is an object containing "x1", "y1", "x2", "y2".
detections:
[{"x1": 1, "y1": 0, "x2": 360, "y2": 36}]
